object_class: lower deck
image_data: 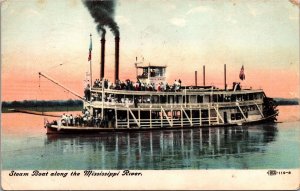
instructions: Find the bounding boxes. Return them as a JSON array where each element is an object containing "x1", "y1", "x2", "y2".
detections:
[
  {"x1": 89, "y1": 102, "x2": 265, "y2": 129},
  {"x1": 47, "y1": 103, "x2": 278, "y2": 134},
  {"x1": 47, "y1": 113, "x2": 277, "y2": 134}
]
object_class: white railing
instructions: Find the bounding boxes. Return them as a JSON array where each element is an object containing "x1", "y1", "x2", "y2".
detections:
[
  {"x1": 91, "y1": 87, "x2": 264, "y2": 96},
  {"x1": 88, "y1": 100, "x2": 263, "y2": 109},
  {"x1": 116, "y1": 117, "x2": 218, "y2": 128}
]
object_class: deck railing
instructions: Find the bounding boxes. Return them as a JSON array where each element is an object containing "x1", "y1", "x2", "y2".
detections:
[
  {"x1": 86, "y1": 100, "x2": 263, "y2": 109},
  {"x1": 116, "y1": 117, "x2": 218, "y2": 128},
  {"x1": 91, "y1": 87, "x2": 264, "y2": 96}
]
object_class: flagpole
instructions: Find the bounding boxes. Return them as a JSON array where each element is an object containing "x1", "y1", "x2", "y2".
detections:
[
  {"x1": 89, "y1": 34, "x2": 93, "y2": 89},
  {"x1": 90, "y1": 60, "x2": 92, "y2": 88}
]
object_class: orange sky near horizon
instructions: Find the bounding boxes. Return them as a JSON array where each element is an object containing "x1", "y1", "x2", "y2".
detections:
[
  {"x1": 1, "y1": 0, "x2": 299, "y2": 101},
  {"x1": 1, "y1": 64, "x2": 299, "y2": 101}
]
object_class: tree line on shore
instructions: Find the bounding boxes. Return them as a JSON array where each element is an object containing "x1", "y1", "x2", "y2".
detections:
[
  {"x1": 274, "y1": 98, "x2": 299, "y2": 105},
  {"x1": 1, "y1": 99, "x2": 83, "y2": 109}
]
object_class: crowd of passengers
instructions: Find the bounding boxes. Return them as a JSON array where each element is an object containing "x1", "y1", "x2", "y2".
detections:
[
  {"x1": 49, "y1": 108, "x2": 170, "y2": 128},
  {"x1": 50, "y1": 109, "x2": 112, "y2": 127},
  {"x1": 92, "y1": 78, "x2": 182, "y2": 92},
  {"x1": 89, "y1": 93, "x2": 152, "y2": 105},
  {"x1": 84, "y1": 78, "x2": 182, "y2": 101}
]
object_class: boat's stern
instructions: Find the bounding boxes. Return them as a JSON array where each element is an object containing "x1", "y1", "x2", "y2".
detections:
[
  {"x1": 46, "y1": 126, "x2": 57, "y2": 134},
  {"x1": 262, "y1": 95, "x2": 279, "y2": 122},
  {"x1": 45, "y1": 122, "x2": 60, "y2": 134}
]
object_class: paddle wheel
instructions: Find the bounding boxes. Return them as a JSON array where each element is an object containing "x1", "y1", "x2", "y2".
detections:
[{"x1": 263, "y1": 96, "x2": 278, "y2": 122}]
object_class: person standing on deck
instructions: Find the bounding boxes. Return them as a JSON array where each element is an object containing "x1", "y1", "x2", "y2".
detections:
[
  {"x1": 84, "y1": 84, "x2": 91, "y2": 101},
  {"x1": 178, "y1": 79, "x2": 182, "y2": 89},
  {"x1": 61, "y1": 113, "x2": 66, "y2": 125},
  {"x1": 70, "y1": 114, "x2": 74, "y2": 126},
  {"x1": 66, "y1": 115, "x2": 70, "y2": 126}
]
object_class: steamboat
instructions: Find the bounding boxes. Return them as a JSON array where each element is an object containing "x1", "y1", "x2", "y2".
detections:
[{"x1": 43, "y1": 36, "x2": 278, "y2": 134}]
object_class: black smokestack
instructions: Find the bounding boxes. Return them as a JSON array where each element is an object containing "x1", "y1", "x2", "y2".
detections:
[
  {"x1": 100, "y1": 38, "x2": 105, "y2": 79},
  {"x1": 83, "y1": 0, "x2": 120, "y2": 81},
  {"x1": 115, "y1": 36, "x2": 120, "y2": 82},
  {"x1": 83, "y1": 0, "x2": 120, "y2": 38}
]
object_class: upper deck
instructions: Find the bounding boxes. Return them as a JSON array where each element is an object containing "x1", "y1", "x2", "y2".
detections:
[
  {"x1": 87, "y1": 63, "x2": 266, "y2": 110},
  {"x1": 87, "y1": 83, "x2": 265, "y2": 111}
]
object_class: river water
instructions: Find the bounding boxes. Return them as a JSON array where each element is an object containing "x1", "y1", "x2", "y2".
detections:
[{"x1": 1, "y1": 106, "x2": 299, "y2": 170}]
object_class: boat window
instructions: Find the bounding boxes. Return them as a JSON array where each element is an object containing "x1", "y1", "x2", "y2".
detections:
[
  {"x1": 243, "y1": 94, "x2": 248, "y2": 101},
  {"x1": 190, "y1": 95, "x2": 197, "y2": 103},
  {"x1": 184, "y1": 95, "x2": 191, "y2": 103},
  {"x1": 236, "y1": 113, "x2": 242, "y2": 120},
  {"x1": 236, "y1": 94, "x2": 242, "y2": 101},
  {"x1": 155, "y1": 68, "x2": 164, "y2": 77},
  {"x1": 197, "y1": 95, "x2": 203, "y2": 103},
  {"x1": 254, "y1": 93, "x2": 258, "y2": 100},
  {"x1": 176, "y1": 95, "x2": 180, "y2": 103},
  {"x1": 150, "y1": 69, "x2": 155, "y2": 77},
  {"x1": 201, "y1": 110, "x2": 208, "y2": 118},
  {"x1": 114, "y1": 94, "x2": 120, "y2": 102},
  {"x1": 224, "y1": 95, "x2": 231, "y2": 102},
  {"x1": 231, "y1": 94, "x2": 237, "y2": 102},
  {"x1": 145, "y1": 96, "x2": 151, "y2": 103},
  {"x1": 152, "y1": 95, "x2": 159, "y2": 103},
  {"x1": 231, "y1": 113, "x2": 243, "y2": 120},
  {"x1": 160, "y1": 95, "x2": 167, "y2": 103},
  {"x1": 213, "y1": 95, "x2": 218, "y2": 102},
  {"x1": 142, "y1": 68, "x2": 148, "y2": 77},
  {"x1": 168, "y1": 95, "x2": 174, "y2": 103},
  {"x1": 231, "y1": 114, "x2": 235, "y2": 120},
  {"x1": 249, "y1": 93, "x2": 253, "y2": 100},
  {"x1": 218, "y1": 94, "x2": 224, "y2": 102}
]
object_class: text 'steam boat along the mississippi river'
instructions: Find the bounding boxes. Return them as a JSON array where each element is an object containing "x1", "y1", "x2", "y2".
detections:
[{"x1": 43, "y1": 35, "x2": 278, "y2": 134}]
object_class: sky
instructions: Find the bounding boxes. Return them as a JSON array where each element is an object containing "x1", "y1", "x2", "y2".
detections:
[{"x1": 1, "y1": 0, "x2": 299, "y2": 101}]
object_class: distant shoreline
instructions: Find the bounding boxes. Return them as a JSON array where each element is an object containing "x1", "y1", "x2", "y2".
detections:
[
  {"x1": 1, "y1": 100, "x2": 83, "y2": 113},
  {"x1": 274, "y1": 98, "x2": 299, "y2": 106},
  {"x1": 1, "y1": 106, "x2": 82, "y2": 113},
  {"x1": 1, "y1": 98, "x2": 298, "y2": 113}
]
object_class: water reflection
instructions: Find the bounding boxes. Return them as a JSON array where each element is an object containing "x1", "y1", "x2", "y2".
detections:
[{"x1": 45, "y1": 124, "x2": 278, "y2": 169}]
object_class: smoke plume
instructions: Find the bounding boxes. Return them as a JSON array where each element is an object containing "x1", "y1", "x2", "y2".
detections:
[
  {"x1": 83, "y1": 0, "x2": 120, "y2": 38},
  {"x1": 289, "y1": 0, "x2": 300, "y2": 7}
]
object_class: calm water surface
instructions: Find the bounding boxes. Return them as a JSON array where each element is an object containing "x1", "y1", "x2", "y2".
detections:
[{"x1": 1, "y1": 106, "x2": 299, "y2": 170}]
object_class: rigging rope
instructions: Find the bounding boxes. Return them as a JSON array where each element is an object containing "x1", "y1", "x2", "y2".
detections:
[
  {"x1": 39, "y1": 56, "x2": 80, "y2": 73},
  {"x1": 38, "y1": 74, "x2": 44, "y2": 114},
  {"x1": 37, "y1": 55, "x2": 82, "y2": 101}
]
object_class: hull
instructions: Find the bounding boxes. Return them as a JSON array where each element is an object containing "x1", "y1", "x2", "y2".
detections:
[{"x1": 46, "y1": 112, "x2": 278, "y2": 134}]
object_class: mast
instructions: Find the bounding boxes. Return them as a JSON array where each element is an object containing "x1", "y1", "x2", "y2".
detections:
[{"x1": 89, "y1": 34, "x2": 93, "y2": 89}]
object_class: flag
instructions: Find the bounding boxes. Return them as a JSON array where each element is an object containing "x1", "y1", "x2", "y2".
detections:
[
  {"x1": 88, "y1": 34, "x2": 92, "y2": 61},
  {"x1": 239, "y1": 65, "x2": 245, "y2": 80}
]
